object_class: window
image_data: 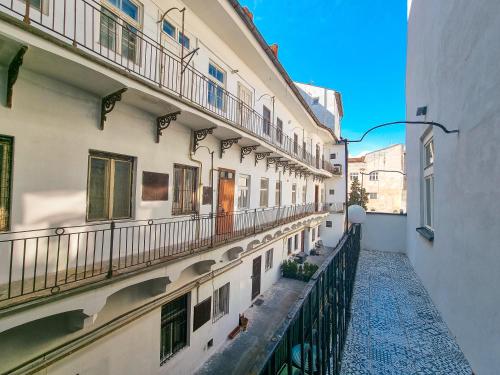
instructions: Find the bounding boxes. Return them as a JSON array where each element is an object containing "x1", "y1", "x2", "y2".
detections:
[
  {"x1": 349, "y1": 172, "x2": 359, "y2": 181},
  {"x1": 312, "y1": 97, "x2": 319, "y2": 105},
  {"x1": 330, "y1": 153, "x2": 336, "y2": 160},
  {"x1": 317, "y1": 226, "x2": 320, "y2": 237},
  {"x1": 213, "y1": 283, "x2": 230, "y2": 322},
  {"x1": 276, "y1": 118, "x2": 283, "y2": 144},
  {"x1": 160, "y1": 294, "x2": 188, "y2": 364},
  {"x1": 302, "y1": 141, "x2": 307, "y2": 159},
  {"x1": 193, "y1": 297, "x2": 211, "y2": 331},
  {"x1": 87, "y1": 151, "x2": 134, "y2": 221},
  {"x1": 329, "y1": 189, "x2": 335, "y2": 195},
  {"x1": 423, "y1": 136, "x2": 434, "y2": 229},
  {"x1": 100, "y1": 0, "x2": 141, "y2": 62},
  {"x1": 302, "y1": 185, "x2": 307, "y2": 203},
  {"x1": 326, "y1": 221, "x2": 332, "y2": 228},
  {"x1": 369, "y1": 192, "x2": 378, "y2": 199},
  {"x1": 0, "y1": 136, "x2": 13, "y2": 232},
  {"x1": 265, "y1": 249, "x2": 273, "y2": 271},
  {"x1": 237, "y1": 175, "x2": 250, "y2": 209},
  {"x1": 293, "y1": 133, "x2": 298, "y2": 154},
  {"x1": 275, "y1": 181, "x2": 281, "y2": 207},
  {"x1": 162, "y1": 20, "x2": 176, "y2": 38},
  {"x1": 369, "y1": 172, "x2": 378, "y2": 181},
  {"x1": 260, "y1": 178, "x2": 269, "y2": 207},
  {"x1": 291, "y1": 184, "x2": 297, "y2": 204},
  {"x1": 312, "y1": 228, "x2": 316, "y2": 241},
  {"x1": 287, "y1": 237, "x2": 293, "y2": 254},
  {"x1": 294, "y1": 234, "x2": 299, "y2": 249},
  {"x1": 178, "y1": 32, "x2": 190, "y2": 49},
  {"x1": 208, "y1": 63, "x2": 225, "y2": 110},
  {"x1": 173, "y1": 164, "x2": 198, "y2": 215},
  {"x1": 238, "y1": 83, "x2": 253, "y2": 127},
  {"x1": 22, "y1": 0, "x2": 49, "y2": 14},
  {"x1": 263, "y1": 106, "x2": 271, "y2": 136}
]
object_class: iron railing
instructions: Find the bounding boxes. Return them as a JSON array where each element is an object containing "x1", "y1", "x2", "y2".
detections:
[
  {"x1": 257, "y1": 224, "x2": 361, "y2": 375},
  {"x1": 0, "y1": 203, "x2": 328, "y2": 308},
  {"x1": 0, "y1": 0, "x2": 332, "y2": 172}
]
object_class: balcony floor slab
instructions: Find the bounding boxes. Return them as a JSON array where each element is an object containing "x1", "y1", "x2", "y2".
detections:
[{"x1": 341, "y1": 250, "x2": 472, "y2": 375}]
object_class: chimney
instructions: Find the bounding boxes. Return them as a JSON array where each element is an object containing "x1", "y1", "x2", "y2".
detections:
[
  {"x1": 270, "y1": 43, "x2": 279, "y2": 58},
  {"x1": 242, "y1": 6, "x2": 253, "y2": 22}
]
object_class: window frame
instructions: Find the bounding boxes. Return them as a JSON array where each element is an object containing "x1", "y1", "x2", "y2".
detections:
[
  {"x1": 213, "y1": 283, "x2": 230, "y2": 322},
  {"x1": 86, "y1": 150, "x2": 135, "y2": 222},
  {"x1": 172, "y1": 164, "x2": 198, "y2": 215},
  {"x1": 160, "y1": 294, "x2": 188, "y2": 365},
  {"x1": 162, "y1": 19, "x2": 176, "y2": 40},
  {"x1": 291, "y1": 183, "x2": 297, "y2": 205},
  {"x1": 207, "y1": 61, "x2": 226, "y2": 111},
  {"x1": 369, "y1": 172, "x2": 378, "y2": 181},
  {"x1": 275, "y1": 180, "x2": 281, "y2": 207},
  {"x1": 262, "y1": 105, "x2": 271, "y2": 136},
  {"x1": 265, "y1": 248, "x2": 273, "y2": 271},
  {"x1": 276, "y1": 118, "x2": 283, "y2": 144},
  {"x1": 349, "y1": 172, "x2": 359, "y2": 181},
  {"x1": 422, "y1": 134, "x2": 434, "y2": 230},
  {"x1": 237, "y1": 174, "x2": 250, "y2": 209},
  {"x1": 369, "y1": 192, "x2": 378, "y2": 199},
  {"x1": 259, "y1": 178, "x2": 269, "y2": 208}
]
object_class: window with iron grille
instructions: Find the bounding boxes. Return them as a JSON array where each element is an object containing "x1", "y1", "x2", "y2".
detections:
[
  {"x1": 326, "y1": 221, "x2": 332, "y2": 228},
  {"x1": 173, "y1": 164, "x2": 198, "y2": 215},
  {"x1": 193, "y1": 297, "x2": 211, "y2": 331},
  {"x1": 87, "y1": 151, "x2": 134, "y2": 221},
  {"x1": 160, "y1": 294, "x2": 188, "y2": 365},
  {"x1": 276, "y1": 118, "x2": 283, "y2": 144},
  {"x1": 0, "y1": 136, "x2": 13, "y2": 232},
  {"x1": 213, "y1": 283, "x2": 230, "y2": 322},
  {"x1": 265, "y1": 248, "x2": 273, "y2": 271}
]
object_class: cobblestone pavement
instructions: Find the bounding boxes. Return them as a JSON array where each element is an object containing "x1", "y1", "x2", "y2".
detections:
[{"x1": 340, "y1": 250, "x2": 472, "y2": 375}]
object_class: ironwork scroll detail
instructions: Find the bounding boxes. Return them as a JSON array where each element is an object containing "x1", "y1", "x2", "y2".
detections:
[
  {"x1": 6, "y1": 46, "x2": 28, "y2": 108},
  {"x1": 193, "y1": 127, "x2": 216, "y2": 151},
  {"x1": 100, "y1": 88, "x2": 127, "y2": 130},
  {"x1": 255, "y1": 152, "x2": 272, "y2": 166},
  {"x1": 220, "y1": 137, "x2": 242, "y2": 158},
  {"x1": 240, "y1": 145, "x2": 258, "y2": 163},
  {"x1": 156, "y1": 111, "x2": 181, "y2": 143}
]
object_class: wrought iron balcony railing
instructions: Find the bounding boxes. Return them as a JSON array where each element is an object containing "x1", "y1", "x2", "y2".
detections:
[
  {"x1": 0, "y1": 0, "x2": 332, "y2": 172},
  {"x1": 0, "y1": 203, "x2": 328, "y2": 309},
  {"x1": 257, "y1": 224, "x2": 361, "y2": 375}
]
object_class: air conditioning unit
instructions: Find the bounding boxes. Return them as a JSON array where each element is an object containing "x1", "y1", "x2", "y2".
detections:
[{"x1": 333, "y1": 164, "x2": 342, "y2": 175}]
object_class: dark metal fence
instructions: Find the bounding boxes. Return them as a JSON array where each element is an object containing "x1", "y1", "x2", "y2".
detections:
[
  {"x1": 258, "y1": 224, "x2": 361, "y2": 375},
  {"x1": 0, "y1": 203, "x2": 328, "y2": 308},
  {"x1": 0, "y1": 0, "x2": 331, "y2": 171}
]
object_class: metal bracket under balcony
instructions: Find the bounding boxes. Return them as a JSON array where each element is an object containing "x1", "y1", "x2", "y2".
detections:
[
  {"x1": 255, "y1": 152, "x2": 272, "y2": 166},
  {"x1": 6, "y1": 45, "x2": 27, "y2": 108},
  {"x1": 240, "y1": 145, "x2": 258, "y2": 163},
  {"x1": 277, "y1": 160, "x2": 289, "y2": 172},
  {"x1": 266, "y1": 157, "x2": 281, "y2": 171},
  {"x1": 288, "y1": 164, "x2": 297, "y2": 176},
  {"x1": 220, "y1": 137, "x2": 242, "y2": 158},
  {"x1": 156, "y1": 111, "x2": 181, "y2": 143},
  {"x1": 100, "y1": 88, "x2": 127, "y2": 130},
  {"x1": 193, "y1": 127, "x2": 216, "y2": 151}
]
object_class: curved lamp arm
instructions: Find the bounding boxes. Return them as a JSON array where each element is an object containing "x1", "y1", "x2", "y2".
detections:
[
  {"x1": 359, "y1": 169, "x2": 406, "y2": 176},
  {"x1": 346, "y1": 121, "x2": 459, "y2": 143}
]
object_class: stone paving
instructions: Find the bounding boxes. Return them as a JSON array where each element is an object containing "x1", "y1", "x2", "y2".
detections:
[{"x1": 341, "y1": 250, "x2": 472, "y2": 375}]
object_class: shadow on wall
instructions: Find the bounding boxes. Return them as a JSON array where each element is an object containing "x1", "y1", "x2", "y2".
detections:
[{"x1": 361, "y1": 212, "x2": 407, "y2": 253}]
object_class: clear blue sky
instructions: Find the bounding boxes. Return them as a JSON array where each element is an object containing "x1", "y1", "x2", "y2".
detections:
[{"x1": 240, "y1": 0, "x2": 407, "y2": 156}]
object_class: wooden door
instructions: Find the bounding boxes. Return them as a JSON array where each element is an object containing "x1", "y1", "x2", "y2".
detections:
[
  {"x1": 251, "y1": 256, "x2": 262, "y2": 299},
  {"x1": 217, "y1": 169, "x2": 235, "y2": 235},
  {"x1": 315, "y1": 185, "x2": 319, "y2": 212}
]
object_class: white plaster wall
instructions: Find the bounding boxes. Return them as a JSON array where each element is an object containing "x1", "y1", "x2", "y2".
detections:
[
  {"x1": 406, "y1": 1, "x2": 500, "y2": 372},
  {"x1": 361, "y1": 213, "x2": 406, "y2": 253}
]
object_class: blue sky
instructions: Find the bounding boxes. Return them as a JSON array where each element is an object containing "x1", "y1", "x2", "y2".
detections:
[{"x1": 240, "y1": 0, "x2": 407, "y2": 156}]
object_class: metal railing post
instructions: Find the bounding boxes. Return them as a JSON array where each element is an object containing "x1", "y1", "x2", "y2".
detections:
[
  {"x1": 23, "y1": 0, "x2": 31, "y2": 24},
  {"x1": 253, "y1": 208, "x2": 257, "y2": 233},
  {"x1": 107, "y1": 221, "x2": 115, "y2": 278}
]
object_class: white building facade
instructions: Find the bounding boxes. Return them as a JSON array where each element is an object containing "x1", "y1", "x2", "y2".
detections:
[
  {"x1": 0, "y1": 1, "x2": 346, "y2": 374},
  {"x1": 407, "y1": 0, "x2": 500, "y2": 373}
]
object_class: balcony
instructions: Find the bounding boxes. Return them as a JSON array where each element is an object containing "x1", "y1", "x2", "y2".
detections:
[
  {"x1": 0, "y1": 0, "x2": 333, "y2": 173},
  {"x1": 0, "y1": 203, "x2": 328, "y2": 310}
]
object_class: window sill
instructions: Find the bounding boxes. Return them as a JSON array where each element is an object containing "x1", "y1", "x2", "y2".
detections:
[{"x1": 416, "y1": 227, "x2": 434, "y2": 241}]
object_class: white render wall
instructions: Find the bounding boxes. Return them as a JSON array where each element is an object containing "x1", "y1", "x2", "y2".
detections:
[
  {"x1": 361, "y1": 213, "x2": 406, "y2": 253},
  {"x1": 406, "y1": 1, "x2": 500, "y2": 373}
]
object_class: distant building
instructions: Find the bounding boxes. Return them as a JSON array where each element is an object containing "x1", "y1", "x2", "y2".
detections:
[
  {"x1": 348, "y1": 144, "x2": 406, "y2": 213},
  {"x1": 295, "y1": 82, "x2": 343, "y2": 139}
]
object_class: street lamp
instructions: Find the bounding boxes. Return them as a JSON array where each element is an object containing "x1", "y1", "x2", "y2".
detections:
[{"x1": 341, "y1": 120, "x2": 459, "y2": 230}]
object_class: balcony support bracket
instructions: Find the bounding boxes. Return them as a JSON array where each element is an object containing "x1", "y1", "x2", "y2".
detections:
[
  {"x1": 156, "y1": 111, "x2": 181, "y2": 143},
  {"x1": 240, "y1": 145, "x2": 259, "y2": 163},
  {"x1": 193, "y1": 127, "x2": 216, "y2": 151},
  {"x1": 266, "y1": 157, "x2": 281, "y2": 171},
  {"x1": 255, "y1": 152, "x2": 272, "y2": 167},
  {"x1": 6, "y1": 45, "x2": 28, "y2": 108},
  {"x1": 100, "y1": 88, "x2": 127, "y2": 130},
  {"x1": 277, "y1": 160, "x2": 289, "y2": 173},
  {"x1": 220, "y1": 137, "x2": 242, "y2": 158}
]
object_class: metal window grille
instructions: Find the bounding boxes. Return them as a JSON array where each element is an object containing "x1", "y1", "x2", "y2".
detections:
[
  {"x1": 213, "y1": 283, "x2": 230, "y2": 322},
  {"x1": 173, "y1": 164, "x2": 198, "y2": 215},
  {"x1": 0, "y1": 136, "x2": 13, "y2": 232},
  {"x1": 160, "y1": 294, "x2": 188, "y2": 364}
]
